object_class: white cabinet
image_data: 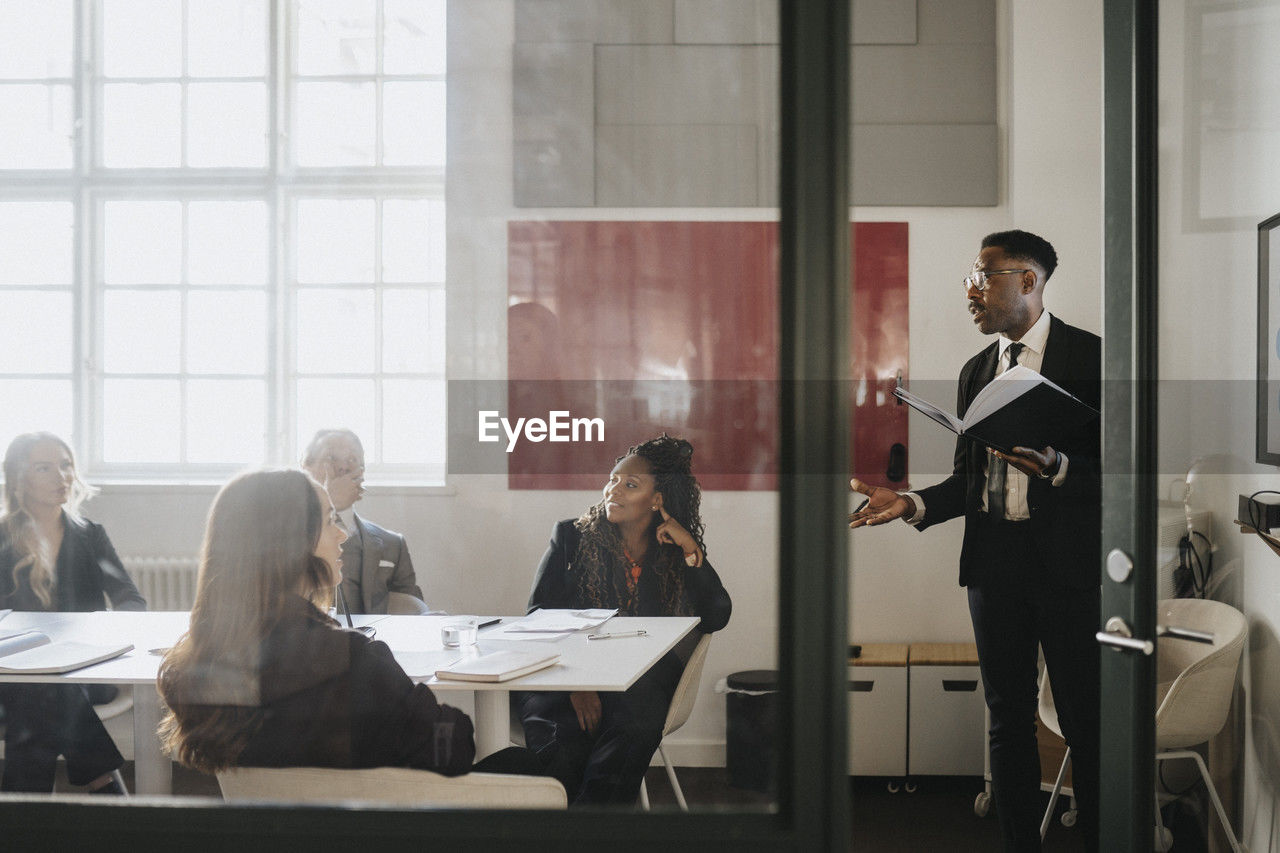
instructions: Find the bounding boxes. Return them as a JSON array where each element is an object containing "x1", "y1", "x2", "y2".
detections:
[
  {"x1": 847, "y1": 644, "x2": 908, "y2": 776},
  {"x1": 907, "y1": 644, "x2": 986, "y2": 776}
]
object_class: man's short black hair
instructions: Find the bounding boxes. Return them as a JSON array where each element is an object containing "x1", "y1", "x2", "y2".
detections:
[{"x1": 981, "y1": 229, "x2": 1058, "y2": 281}]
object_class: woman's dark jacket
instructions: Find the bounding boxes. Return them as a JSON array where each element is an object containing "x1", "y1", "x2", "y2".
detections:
[
  {"x1": 234, "y1": 596, "x2": 475, "y2": 776},
  {"x1": 527, "y1": 519, "x2": 731, "y2": 632}
]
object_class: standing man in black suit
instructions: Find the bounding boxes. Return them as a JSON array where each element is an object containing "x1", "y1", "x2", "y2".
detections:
[
  {"x1": 849, "y1": 230, "x2": 1101, "y2": 852},
  {"x1": 302, "y1": 429, "x2": 426, "y2": 614}
]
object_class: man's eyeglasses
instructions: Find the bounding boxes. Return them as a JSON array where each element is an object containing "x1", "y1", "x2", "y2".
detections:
[
  {"x1": 322, "y1": 454, "x2": 364, "y2": 478},
  {"x1": 963, "y1": 268, "x2": 1030, "y2": 292}
]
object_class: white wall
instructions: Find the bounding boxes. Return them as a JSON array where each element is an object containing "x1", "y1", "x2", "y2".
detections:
[
  {"x1": 85, "y1": 0, "x2": 1106, "y2": 769},
  {"x1": 1156, "y1": 3, "x2": 1280, "y2": 848},
  {"x1": 848, "y1": 0, "x2": 1103, "y2": 641}
]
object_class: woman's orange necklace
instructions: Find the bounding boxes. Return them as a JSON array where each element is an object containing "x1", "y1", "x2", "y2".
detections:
[{"x1": 622, "y1": 546, "x2": 644, "y2": 594}]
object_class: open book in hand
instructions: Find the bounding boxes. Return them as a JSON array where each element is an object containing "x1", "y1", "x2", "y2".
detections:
[
  {"x1": 894, "y1": 365, "x2": 1099, "y2": 454},
  {"x1": 0, "y1": 629, "x2": 133, "y2": 674},
  {"x1": 434, "y1": 649, "x2": 561, "y2": 683}
]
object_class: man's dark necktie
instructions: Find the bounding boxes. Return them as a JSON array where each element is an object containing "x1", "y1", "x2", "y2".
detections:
[{"x1": 986, "y1": 342, "x2": 1024, "y2": 519}]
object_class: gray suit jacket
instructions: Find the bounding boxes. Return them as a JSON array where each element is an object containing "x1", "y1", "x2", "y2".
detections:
[{"x1": 339, "y1": 515, "x2": 424, "y2": 614}]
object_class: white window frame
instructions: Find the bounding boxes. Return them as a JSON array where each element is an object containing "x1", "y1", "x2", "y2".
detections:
[{"x1": 0, "y1": 0, "x2": 446, "y2": 483}]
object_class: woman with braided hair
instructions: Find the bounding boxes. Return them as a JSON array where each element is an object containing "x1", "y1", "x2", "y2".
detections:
[{"x1": 515, "y1": 434, "x2": 731, "y2": 806}]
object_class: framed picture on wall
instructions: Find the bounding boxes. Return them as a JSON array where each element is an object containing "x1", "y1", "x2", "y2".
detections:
[{"x1": 1258, "y1": 212, "x2": 1280, "y2": 464}]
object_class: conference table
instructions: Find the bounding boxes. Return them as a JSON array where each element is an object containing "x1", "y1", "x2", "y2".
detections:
[{"x1": 0, "y1": 611, "x2": 699, "y2": 796}]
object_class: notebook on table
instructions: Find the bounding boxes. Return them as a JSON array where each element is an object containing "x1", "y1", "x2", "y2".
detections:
[
  {"x1": 434, "y1": 649, "x2": 561, "y2": 683},
  {"x1": 0, "y1": 629, "x2": 133, "y2": 674}
]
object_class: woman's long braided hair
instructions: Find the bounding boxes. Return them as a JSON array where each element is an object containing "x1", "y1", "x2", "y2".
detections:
[{"x1": 572, "y1": 434, "x2": 705, "y2": 615}]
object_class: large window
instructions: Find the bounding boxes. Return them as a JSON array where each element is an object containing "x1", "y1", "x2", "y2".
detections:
[{"x1": 0, "y1": 0, "x2": 446, "y2": 481}]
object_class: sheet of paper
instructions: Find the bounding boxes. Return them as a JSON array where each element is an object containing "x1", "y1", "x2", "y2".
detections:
[
  {"x1": 393, "y1": 650, "x2": 462, "y2": 679},
  {"x1": 499, "y1": 608, "x2": 617, "y2": 636}
]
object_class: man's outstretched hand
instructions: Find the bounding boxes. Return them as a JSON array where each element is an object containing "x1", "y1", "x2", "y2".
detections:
[{"x1": 848, "y1": 478, "x2": 915, "y2": 528}]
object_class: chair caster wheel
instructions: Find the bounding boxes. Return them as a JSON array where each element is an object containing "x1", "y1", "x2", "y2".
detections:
[
  {"x1": 974, "y1": 791, "x2": 991, "y2": 817},
  {"x1": 1060, "y1": 809, "x2": 1077, "y2": 828}
]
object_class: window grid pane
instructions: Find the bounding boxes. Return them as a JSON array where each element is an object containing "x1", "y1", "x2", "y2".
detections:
[
  {"x1": 100, "y1": 197, "x2": 271, "y2": 468},
  {"x1": 291, "y1": 0, "x2": 444, "y2": 170},
  {"x1": 292, "y1": 193, "x2": 444, "y2": 468},
  {"x1": 101, "y1": 0, "x2": 270, "y2": 170},
  {"x1": 1, "y1": 0, "x2": 444, "y2": 479}
]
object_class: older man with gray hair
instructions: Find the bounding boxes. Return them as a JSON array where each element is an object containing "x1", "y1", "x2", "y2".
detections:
[{"x1": 302, "y1": 429, "x2": 424, "y2": 614}]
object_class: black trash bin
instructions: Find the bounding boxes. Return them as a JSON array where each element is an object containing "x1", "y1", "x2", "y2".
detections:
[{"x1": 725, "y1": 669, "x2": 778, "y2": 793}]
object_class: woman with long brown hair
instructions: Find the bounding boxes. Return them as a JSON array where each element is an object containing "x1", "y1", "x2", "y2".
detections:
[
  {"x1": 515, "y1": 434, "x2": 731, "y2": 806},
  {"x1": 158, "y1": 468, "x2": 477, "y2": 775},
  {"x1": 0, "y1": 431, "x2": 144, "y2": 793}
]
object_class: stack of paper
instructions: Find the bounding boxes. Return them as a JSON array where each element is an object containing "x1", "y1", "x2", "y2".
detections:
[{"x1": 498, "y1": 608, "x2": 617, "y2": 640}]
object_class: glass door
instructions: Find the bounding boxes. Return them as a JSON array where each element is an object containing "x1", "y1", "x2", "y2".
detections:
[{"x1": 1097, "y1": 2, "x2": 1160, "y2": 849}]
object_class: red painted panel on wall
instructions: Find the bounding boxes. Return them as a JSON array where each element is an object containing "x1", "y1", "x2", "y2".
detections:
[
  {"x1": 851, "y1": 222, "x2": 911, "y2": 490},
  {"x1": 507, "y1": 221, "x2": 908, "y2": 490}
]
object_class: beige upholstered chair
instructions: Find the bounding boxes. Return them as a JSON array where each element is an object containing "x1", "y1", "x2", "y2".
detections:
[
  {"x1": 0, "y1": 692, "x2": 133, "y2": 758},
  {"x1": 1036, "y1": 664, "x2": 1076, "y2": 838},
  {"x1": 94, "y1": 690, "x2": 136, "y2": 760},
  {"x1": 1151, "y1": 598, "x2": 1246, "y2": 853},
  {"x1": 385, "y1": 591, "x2": 432, "y2": 615},
  {"x1": 0, "y1": 691, "x2": 134, "y2": 793},
  {"x1": 1039, "y1": 598, "x2": 1247, "y2": 852},
  {"x1": 216, "y1": 765, "x2": 566, "y2": 809},
  {"x1": 508, "y1": 632, "x2": 714, "y2": 811},
  {"x1": 638, "y1": 632, "x2": 712, "y2": 812}
]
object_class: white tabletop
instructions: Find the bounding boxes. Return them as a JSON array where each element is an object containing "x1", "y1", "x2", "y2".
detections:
[
  {"x1": 0, "y1": 610, "x2": 700, "y2": 791},
  {"x1": 367, "y1": 614, "x2": 699, "y2": 692},
  {"x1": 0, "y1": 611, "x2": 698, "y2": 691}
]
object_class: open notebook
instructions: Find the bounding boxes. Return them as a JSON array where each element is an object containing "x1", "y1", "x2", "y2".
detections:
[
  {"x1": 0, "y1": 629, "x2": 133, "y2": 674},
  {"x1": 893, "y1": 365, "x2": 1098, "y2": 454}
]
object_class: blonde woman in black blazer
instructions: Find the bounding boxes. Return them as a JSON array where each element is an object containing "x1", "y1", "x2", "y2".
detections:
[{"x1": 0, "y1": 432, "x2": 143, "y2": 794}]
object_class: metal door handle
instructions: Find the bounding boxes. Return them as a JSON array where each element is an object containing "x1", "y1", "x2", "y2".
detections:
[
  {"x1": 1096, "y1": 616, "x2": 1154, "y2": 655},
  {"x1": 1157, "y1": 624, "x2": 1215, "y2": 644}
]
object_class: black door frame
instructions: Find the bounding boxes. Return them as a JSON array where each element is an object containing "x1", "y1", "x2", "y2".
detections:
[{"x1": 1099, "y1": 1, "x2": 1159, "y2": 849}]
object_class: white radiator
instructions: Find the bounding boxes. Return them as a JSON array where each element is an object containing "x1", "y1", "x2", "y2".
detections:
[{"x1": 122, "y1": 556, "x2": 199, "y2": 611}]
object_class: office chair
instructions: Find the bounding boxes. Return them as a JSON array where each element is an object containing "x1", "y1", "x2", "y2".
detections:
[
  {"x1": 1037, "y1": 665, "x2": 1077, "y2": 838},
  {"x1": 1151, "y1": 598, "x2": 1246, "y2": 853},
  {"x1": 509, "y1": 633, "x2": 713, "y2": 810},
  {"x1": 94, "y1": 689, "x2": 136, "y2": 760},
  {"x1": 217, "y1": 765, "x2": 566, "y2": 809},
  {"x1": 639, "y1": 632, "x2": 712, "y2": 812},
  {"x1": 1040, "y1": 599, "x2": 1246, "y2": 852},
  {"x1": 385, "y1": 591, "x2": 433, "y2": 615},
  {"x1": 0, "y1": 691, "x2": 134, "y2": 793}
]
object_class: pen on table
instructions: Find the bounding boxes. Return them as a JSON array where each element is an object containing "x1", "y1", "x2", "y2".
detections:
[
  {"x1": 477, "y1": 617, "x2": 502, "y2": 630},
  {"x1": 587, "y1": 630, "x2": 647, "y2": 641}
]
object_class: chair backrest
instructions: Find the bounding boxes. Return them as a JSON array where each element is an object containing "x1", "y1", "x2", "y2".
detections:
[
  {"x1": 1037, "y1": 664, "x2": 1062, "y2": 739},
  {"x1": 663, "y1": 633, "x2": 712, "y2": 737},
  {"x1": 217, "y1": 766, "x2": 566, "y2": 809},
  {"x1": 386, "y1": 591, "x2": 432, "y2": 615},
  {"x1": 1154, "y1": 598, "x2": 1247, "y2": 750}
]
